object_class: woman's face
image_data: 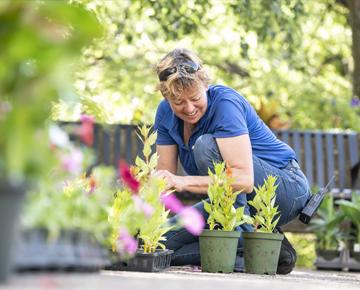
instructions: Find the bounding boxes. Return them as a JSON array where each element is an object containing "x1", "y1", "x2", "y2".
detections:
[{"x1": 167, "y1": 84, "x2": 208, "y2": 126}]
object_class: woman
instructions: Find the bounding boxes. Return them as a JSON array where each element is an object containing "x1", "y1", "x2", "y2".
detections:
[{"x1": 153, "y1": 48, "x2": 311, "y2": 274}]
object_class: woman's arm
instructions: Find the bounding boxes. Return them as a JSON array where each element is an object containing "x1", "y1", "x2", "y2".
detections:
[
  {"x1": 156, "y1": 144, "x2": 178, "y2": 174},
  {"x1": 155, "y1": 134, "x2": 254, "y2": 194},
  {"x1": 216, "y1": 134, "x2": 254, "y2": 193}
]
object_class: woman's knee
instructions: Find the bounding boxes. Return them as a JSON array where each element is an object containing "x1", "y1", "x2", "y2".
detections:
[{"x1": 193, "y1": 134, "x2": 223, "y2": 175}]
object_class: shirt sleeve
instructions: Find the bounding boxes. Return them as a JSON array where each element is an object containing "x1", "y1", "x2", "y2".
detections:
[
  {"x1": 154, "y1": 101, "x2": 177, "y2": 145},
  {"x1": 212, "y1": 98, "x2": 249, "y2": 138}
]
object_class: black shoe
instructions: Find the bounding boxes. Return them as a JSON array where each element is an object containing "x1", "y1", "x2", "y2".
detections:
[{"x1": 275, "y1": 227, "x2": 297, "y2": 274}]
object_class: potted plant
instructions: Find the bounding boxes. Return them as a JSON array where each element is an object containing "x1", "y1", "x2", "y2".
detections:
[
  {"x1": 107, "y1": 125, "x2": 174, "y2": 272},
  {"x1": 242, "y1": 175, "x2": 284, "y2": 275},
  {"x1": 310, "y1": 195, "x2": 346, "y2": 270},
  {"x1": 16, "y1": 124, "x2": 116, "y2": 271},
  {"x1": 0, "y1": 1, "x2": 101, "y2": 282},
  {"x1": 199, "y1": 162, "x2": 252, "y2": 273},
  {"x1": 336, "y1": 192, "x2": 360, "y2": 271},
  {"x1": 107, "y1": 125, "x2": 205, "y2": 272}
]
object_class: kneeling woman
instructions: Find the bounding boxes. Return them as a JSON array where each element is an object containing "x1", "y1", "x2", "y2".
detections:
[{"x1": 153, "y1": 48, "x2": 310, "y2": 274}]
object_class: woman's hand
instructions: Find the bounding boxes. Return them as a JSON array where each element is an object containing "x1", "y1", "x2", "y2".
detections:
[{"x1": 154, "y1": 170, "x2": 186, "y2": 192}]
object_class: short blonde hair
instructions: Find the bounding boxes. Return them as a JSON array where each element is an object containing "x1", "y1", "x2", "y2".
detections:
[{"x1": 156, "y1": 48, "x2": 211, "y2": 100}]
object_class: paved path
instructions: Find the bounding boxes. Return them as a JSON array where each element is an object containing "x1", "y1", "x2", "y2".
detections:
[{"x1": 0, "y1": 268, "x2": 359, "y2": 290}]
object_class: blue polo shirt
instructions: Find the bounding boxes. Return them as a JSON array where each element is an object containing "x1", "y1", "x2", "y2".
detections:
[{"x1": 154, "y1": 85, "x2": 296, "y2": 175}]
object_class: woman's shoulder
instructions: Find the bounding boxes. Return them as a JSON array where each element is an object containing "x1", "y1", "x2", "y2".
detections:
[
  {"x1": 208, "y1": 85, "x2": 250, "y2": 110},
  {"x1": 155, "y1": 99, "x2": 172, "y2": 125}
]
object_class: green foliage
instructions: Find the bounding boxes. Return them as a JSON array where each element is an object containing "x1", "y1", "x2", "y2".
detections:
[
  {"x1": 248, "y1": 175, "x2": 280, "y2": 233},
  {"x1": 287, "y1": 233, "x2": 316, "y2": 269},
  {"x1": 21, "y1": 148, "x2": 115, "y2": 246},
  {"x1": 141, "y1": 0, "x2": 213, "y2": 40},
  {"x1": 133, "y1": 125, "x2": 158, "y2": 183},
  {"x1": 108, "y1": 187, "x2": 137, "y2": 251},
  {"x1": 62, "y1": 166, "x2": 116, "y2": 245},
  {"x1": 52, "y1": 0, "x2": 359, "y2": 132},
  {"x1": 0, "y1": 0, "x2": 102, "y2": 184},
  {"x1": 336, "y1": 192, "x2": 360, "y2": 245},
  {"x1": 133, "y1": 125, "x2": 172, "y2": 253},
  {"x1": 309, "y1": 195, "x2": 345, "y2": 250},
  {"x1": 203, "y1": 162, "x2": 252, "y2": 231},
  {"x1": 137, "y1": 177, "x2": 172, "y2": 253},
  {"x1": 108, "y1": 125, "x2": 172, "y2": 253}
]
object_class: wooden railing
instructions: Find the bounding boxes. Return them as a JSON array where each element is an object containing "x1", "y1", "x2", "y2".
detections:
[{"x1": 86, "y1": 124, "x2": 360, "y2": 193}]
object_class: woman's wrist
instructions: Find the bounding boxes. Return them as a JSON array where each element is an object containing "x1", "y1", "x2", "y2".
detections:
[{"x1": 181, "y1": 176, "x2": 211, "y2": 194}]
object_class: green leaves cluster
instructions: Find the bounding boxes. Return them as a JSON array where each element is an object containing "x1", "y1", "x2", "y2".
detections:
[
  {"x1": 309, "y1": 192, "x2": 360, "y2": 251},
  {"x1": 248, "y1": 175, "x2": 280, "y2": 233},
  {"x1": 0, "y1": 0, "x2": 102, "y2": 183},
  {"x1": 108, "y1": 185, "x2": 136, "y2": 251},
  {"x1": 133, "y1": 125, "x2": 158, "y2": 183},
  {"x1": 108, "y1": 125, "x2": 172, "y2": 253},
  {"x1": 62, "y1": 166, "x2": 116, "y2": 245},
  {"x1": 137, "y1": 177, "x2": 172, "y2": 253},
  {"x1": 309, "y1": 195, "x2": 345, "y2": 250},
  {"x1": 134, "y1": 125, "x2": 172, "y2": 253},
  {"x1": 22, "y1": 162, "x2": 115, "y2": 246},
  {"x1": 203, "y1": 162, "x2": 251, "y2": 231},
  {"x1": 336, "y1": 193, "x2": 360, "y2": 245},
  {"x1": 52, "y1": 0, "x2": 359, "y2": 132}
]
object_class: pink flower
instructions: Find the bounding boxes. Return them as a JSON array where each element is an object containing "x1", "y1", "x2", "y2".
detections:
[
  {"x1": 80, "y1": 114, "x2": 95, "y2": 123},
  {"x1": 79, "y1": 114, "x2": 94, "y2": 146},
  {"x1": 179, "y1": 207, "x2": 205, "y2": 236},
  {"x1": 61, "y1": 147, "x2": 83, "y2": 174},
  {"x1": 116, "y1": 228, "x2": 138, "y2": 255},
  {"x1": 118, "y1": 160, "x2": 140, "y2": 193},
  {"x1": 160, "y1": 192, "x2": 184, "y2": 214},
  {"x1": 160, "y1": 192, "x2": 204, "y2": 235},
  {"x1": 132, "y1": 195, "x2": 154, "y2": 217}
]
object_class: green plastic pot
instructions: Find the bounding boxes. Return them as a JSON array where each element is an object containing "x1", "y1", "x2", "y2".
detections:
[
  {"x1": 199, "y1": 229, "x2": 240, "y2": 273},
  {"x1": 0, "y1": 182, "x2": 25, "y2": 283},
  {"x1": 243, "y1": 231, "x2": 284, "y2": 275}
]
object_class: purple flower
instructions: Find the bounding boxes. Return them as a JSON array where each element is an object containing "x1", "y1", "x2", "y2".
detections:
[
  {"x1": 160, "y1": 192, "x2": 184, "y2": 213},
  {"x1": 351, "y1": 97, "x2": 360, "y2": 108},
  {"x1": 179, "y1": 207, "x2": 205, "y2": 236},
  {"x1": 116, "y1": 228, "x2": 138, "y2": 255},
  {"x1": 132, "y1": 195, "x2": 154, "y2": 217}
]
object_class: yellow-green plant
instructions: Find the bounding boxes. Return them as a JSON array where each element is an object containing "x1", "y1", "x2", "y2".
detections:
[
  {"x1": 108, "y1": 186, "x2": 139, "y2": 252},
  {"x1": 203, "y1": 162, "x2": 252, "y2": 231},
  {"x1": 134, "y1": 125, "x2": 173, "y2": 252},
  {"x1": 108, "y1": 125, "x2": 172, "y2": 254},
  {"x1": 133, "y1": 125, "x2": 158, "y2": 183},
  {"x1": 137, "y1": 177, "x2": 172, "y2": 253},
  {"x1": 248, "y1": 175, "x2": 280, "y2": 233}
]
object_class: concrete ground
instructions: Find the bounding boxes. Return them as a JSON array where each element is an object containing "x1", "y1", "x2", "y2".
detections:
[{"x1": 0, "y1": 267, "x2": 359, "y2": 290}]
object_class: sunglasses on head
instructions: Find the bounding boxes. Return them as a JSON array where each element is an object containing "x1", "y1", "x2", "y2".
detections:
[{"x1": 158, "y1": 60, "x2": 200, "y2": 82}]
